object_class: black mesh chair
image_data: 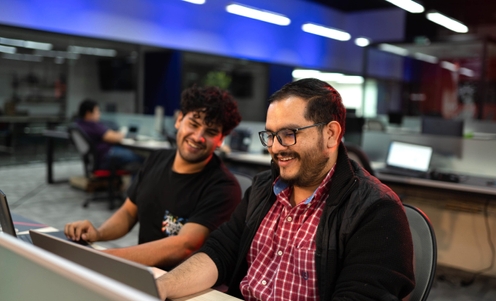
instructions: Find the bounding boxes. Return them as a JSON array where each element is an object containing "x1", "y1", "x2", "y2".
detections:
[
  {"x1": 231, "y1": 171, "x2": 253, "y2": 198},
  {"x1": 67, "y1": 125, "x2": 129, "y2": 210},
  {"x1": 403, "y1": 204, "x2": 437, "y2": 301},
  {"x1": 344, "y1": 142, "x2": 375, "y2": 176}
]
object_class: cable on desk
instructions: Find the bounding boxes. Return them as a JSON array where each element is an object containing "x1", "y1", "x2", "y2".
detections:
[{"x1": 460, "y1": 198, "x2": 495, "y2": 286}]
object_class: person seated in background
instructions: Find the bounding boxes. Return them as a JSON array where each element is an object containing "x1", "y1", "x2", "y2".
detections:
[
  {"x1": 65, "y1": 86, "x2": 243, "y2": 270},
  {"x1": 156, "y1": 78, "x2": 414, "y2": 300},
  {"x1": 76, "y1": 99, "x2": 144, "y2": 170}
]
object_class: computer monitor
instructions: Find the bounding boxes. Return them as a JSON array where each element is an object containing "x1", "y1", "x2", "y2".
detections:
[
  {"x1": 344, "y1": 116, "x2": 365, "y2": 146},
  {"x1": 0, "y1": 233, "x2": 158, "y2": 301},
  {"x1": 388, "y1": 112, "x2": 404, "y2": 126},
  {"x1": 421, "y1": 116, "x2": 464, "y2": 137}
]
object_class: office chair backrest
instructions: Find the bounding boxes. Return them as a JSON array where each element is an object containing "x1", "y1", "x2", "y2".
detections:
[
  {"x1": 232, "y1": 172, "x2": 252, "y2": 198},
  {"x1": 344, "y1": 142, "x2": 375, "y2": 176},
  {"x1": 403, "y1": 204, "x2": 437, "y2": 301},
  {"x1": 67, "y1": 125, "x2": 98, "y2": 178}
]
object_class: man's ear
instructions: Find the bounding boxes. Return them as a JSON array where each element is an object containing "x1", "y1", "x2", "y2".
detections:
[
  {"x1": 174, "y1": 112, "x2": 184, "y2": 130},
  {"x1": 326, "y1": 121, "x2": 342, "y2": 148},
  {"x1": 216, "y1": 135, "x2": 225, "y2": 149}
]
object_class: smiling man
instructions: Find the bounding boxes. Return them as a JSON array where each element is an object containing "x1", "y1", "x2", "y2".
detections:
[
  {"x1": 156, "y1": 78, "x2": 415, "y2": 300},
  {"x1": 64, "y1": 86, "x2": 242, "y2": 270}
]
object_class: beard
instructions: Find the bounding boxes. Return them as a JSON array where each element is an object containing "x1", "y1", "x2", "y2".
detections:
[{"x1": 273, "y1": 137, "x2": 329, "y2": 188}]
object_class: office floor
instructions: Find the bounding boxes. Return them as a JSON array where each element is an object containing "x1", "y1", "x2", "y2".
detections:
[{"x1": 2, "y1": 151, "x2": 496, "y2": 300}]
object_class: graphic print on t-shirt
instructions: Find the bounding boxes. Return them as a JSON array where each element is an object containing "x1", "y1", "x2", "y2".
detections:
[{"x1": 163, "y1": 210, "x2": 187, "y2": 236}]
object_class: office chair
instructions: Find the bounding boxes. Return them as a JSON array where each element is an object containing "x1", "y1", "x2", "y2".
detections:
[
  {"x1": 403, "y1": 204, "x2": 437, "y2": 301},
  {"x1": 231, "y1": 171, "x2": 253, "y2": 198},
  {"x1": 67, "y1": 125, "x2": 129, "y2": 210},
  {"x1": 344, "y1": 142, "x2": 375, "y2": 176}
]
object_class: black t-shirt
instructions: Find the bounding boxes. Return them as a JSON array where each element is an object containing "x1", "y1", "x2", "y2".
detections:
[{"x1": 127, "y1": 149, "x2": 241, "y2": 245}]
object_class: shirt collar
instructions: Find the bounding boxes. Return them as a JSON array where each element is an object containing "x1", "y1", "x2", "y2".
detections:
[{"x1": 273, "y1": 164, "x2": 336, "y2": 205}]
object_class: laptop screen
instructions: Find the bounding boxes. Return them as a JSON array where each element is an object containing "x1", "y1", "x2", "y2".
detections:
[
  {"x1": 386, "y1": 141, "x2": 433, "y2": 172},
  {"x1": 0, "y1": 190, "x2": 16, "y2": 237}
]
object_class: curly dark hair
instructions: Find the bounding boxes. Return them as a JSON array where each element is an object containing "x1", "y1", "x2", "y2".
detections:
[
  {"x1": 180, "y1": 86, "x2": 242, "y2": 136},
  {"x1": 268, "y1": 78, "x2": 346, "y2": 140}
]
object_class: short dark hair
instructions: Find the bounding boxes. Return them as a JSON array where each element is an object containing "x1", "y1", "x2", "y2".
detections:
[
  {"x1": 268, "y1": 78, "x2": 346, "y2": 140},
  {"x1": 180, "y1": 86, "x2": 242, "y2": 136},
  {"x1": 78, "y1": 99, "x2": 99, "y2": 119}
]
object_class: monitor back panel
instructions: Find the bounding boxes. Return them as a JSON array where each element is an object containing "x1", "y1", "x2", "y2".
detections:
[{"x1": 30, "y1": 230, "x2": 160, "y2": 298}]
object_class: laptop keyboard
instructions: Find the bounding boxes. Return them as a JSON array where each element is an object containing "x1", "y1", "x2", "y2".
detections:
[{"x1": 378, "y1": 168, "x2": 428, "y2": 179}]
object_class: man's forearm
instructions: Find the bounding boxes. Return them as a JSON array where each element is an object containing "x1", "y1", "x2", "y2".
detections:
[
  {"x1": 156, "y1": 252, "x2": 218, "y2": 300},
  {"x1": 104, "y1": 235, "x2": 198, "y2": 268},
  {"x1": 97, "y1": 207, "x2": 136, "y2": 241}
]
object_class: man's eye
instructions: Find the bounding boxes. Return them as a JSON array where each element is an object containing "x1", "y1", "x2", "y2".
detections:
[{"x1": 281, "y1": 131, "x2": 294, "y2": 138}]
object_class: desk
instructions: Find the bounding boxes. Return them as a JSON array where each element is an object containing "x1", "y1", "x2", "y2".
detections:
[
  {"x1": 0, "y1": 116, "x2": 64, "y2": 154},
  {"x1": 10, "y1": 213, "x2": 241, "y2": 301},
  {"x1": 44, "y1": 129, "x2": 70, "y2": 184},
  {"x1": 120, "y1": 138, "x2": 171, "y2": 152},
  {"x1": 375, "y1": 171, "x2": 496, "y2": 277},
  {"x1": 43, "y1": 130, "x2": 171, "y2": 184},
  {"x1": 223, "y1": 152, "x2": 271, "y2": 177}
]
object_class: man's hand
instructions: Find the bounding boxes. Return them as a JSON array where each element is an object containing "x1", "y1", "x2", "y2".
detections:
[{"x1": 64, "y1": 220, "x2": 101, "y2": 242}]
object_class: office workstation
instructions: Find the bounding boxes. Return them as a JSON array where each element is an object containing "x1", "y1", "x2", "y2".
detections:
[{"x1": 1, "y1": 0, "x2": 496, "y2": 300}]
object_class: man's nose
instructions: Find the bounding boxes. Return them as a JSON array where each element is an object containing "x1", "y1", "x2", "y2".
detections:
[
  {"x1": 191, "y1": 128, "x2": 206, "y2": 143},
  {"x1": 270, "y1": 136, "x2": 286, "y2": 152}
]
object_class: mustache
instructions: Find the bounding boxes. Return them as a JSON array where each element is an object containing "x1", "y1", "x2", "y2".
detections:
[{"x1": 273, "y1": 151, "x2": 300, "y2": 160}]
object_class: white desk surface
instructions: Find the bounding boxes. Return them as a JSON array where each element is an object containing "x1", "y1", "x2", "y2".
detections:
[
  {"x1": 225, "y1": 152, "x2": 272, "y2": 166},
  {"x1": 120, "y1": 138, "x2": 171, "y2": 150},
  {"x1": 372, "y1": 162, "x2": 496, "y2": 196}
]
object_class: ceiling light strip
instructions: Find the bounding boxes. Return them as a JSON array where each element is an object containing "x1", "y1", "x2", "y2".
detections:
[
  {"x1": 426, "y1": 11, "x2": 468, "y2": 33},
  {"x1": 441, "y1": 61, "x2": 457, "y2": 72},
  {"x1": 378, "y1": 43, "x2": 409, "y2": 56},
  {"x1": 385, "y1": 0, "x2": 424, "y2": 13},
  {"x1": 226, "y1": 3, "x2": 290, "y2": 26},
  {"x1": 0, "y1": 45, "x2": 16, "y2": 54},
  {"x1": 67, "y1": 45, "x2": 117, "y2": 57},
  {"x1": 182, "y1": 0, "x2": 206, "y2": 4},
  {"x1": 0, "y1": 37, "x2": 52, "y2": 50},
  {"x1": 301, "y1": 23, "x2": 350, "y2": 41},
  {"x1": 413, "y1": 52, "x2": 438, "y2": 64}
]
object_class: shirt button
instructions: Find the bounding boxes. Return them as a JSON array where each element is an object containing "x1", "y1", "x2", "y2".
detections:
[
  {"x1": 286, "y1": 216, "x2": 293, "y2": 222},
  {"x1": 277, "y1": 250, "x2": 283, "y2": 256},
  {"x1": 261, "y1": 280, "x2": 267, "y2": 285}
]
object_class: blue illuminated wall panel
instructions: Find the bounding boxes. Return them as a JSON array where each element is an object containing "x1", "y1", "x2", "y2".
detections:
[{"x1": 0, "y1": 0, "x2": 405, "y2": 75}]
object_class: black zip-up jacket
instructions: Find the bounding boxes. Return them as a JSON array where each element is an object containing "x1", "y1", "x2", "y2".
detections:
[{"x1": 201, "y1": 143, "x2": 415, "y2": 300}]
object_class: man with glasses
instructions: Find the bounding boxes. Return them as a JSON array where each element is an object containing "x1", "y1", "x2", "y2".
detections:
[{"x1": 156, "y1": 78, "x2": 415, "y2": 300}]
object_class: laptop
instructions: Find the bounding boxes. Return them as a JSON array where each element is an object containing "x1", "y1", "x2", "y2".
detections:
[
  {"x1": 0, "y1": 189, "x2": 38, "y2": 243},
  {"x1": 126, "y1": 124, "x2": 139, "y2": 139},
  {"x1": 378, "y1": 141, "x2": 433, "y2": 178},
  {"x1": 30, "y1": 230, "x2": 161, "y2": 298},
  {"x1": 0, "y1": 189, "x2": 89, "y2": 245}
]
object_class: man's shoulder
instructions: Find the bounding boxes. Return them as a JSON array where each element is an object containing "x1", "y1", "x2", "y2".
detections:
[{"x1": 146, "y1": 149, "x2": 175, "y2": 163}]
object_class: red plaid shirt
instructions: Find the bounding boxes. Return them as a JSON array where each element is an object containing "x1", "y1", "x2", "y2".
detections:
[{"x1": 240, "y1": 166, "x2": 335, "y2": 301}]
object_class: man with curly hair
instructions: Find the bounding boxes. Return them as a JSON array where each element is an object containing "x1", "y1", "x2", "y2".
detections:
[{"x1": 64, "y1": 86, "x2": 243, "y2": 270}]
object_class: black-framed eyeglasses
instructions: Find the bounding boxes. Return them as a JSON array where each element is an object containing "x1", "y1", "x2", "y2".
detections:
[{"x1": 258, "y1": 122, "x2": 327, "y2": 147}]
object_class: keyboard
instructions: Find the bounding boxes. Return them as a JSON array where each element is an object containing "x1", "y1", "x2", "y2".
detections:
[{"x1": 378, "y1": 168, "x2": 428, "y2": 179}]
